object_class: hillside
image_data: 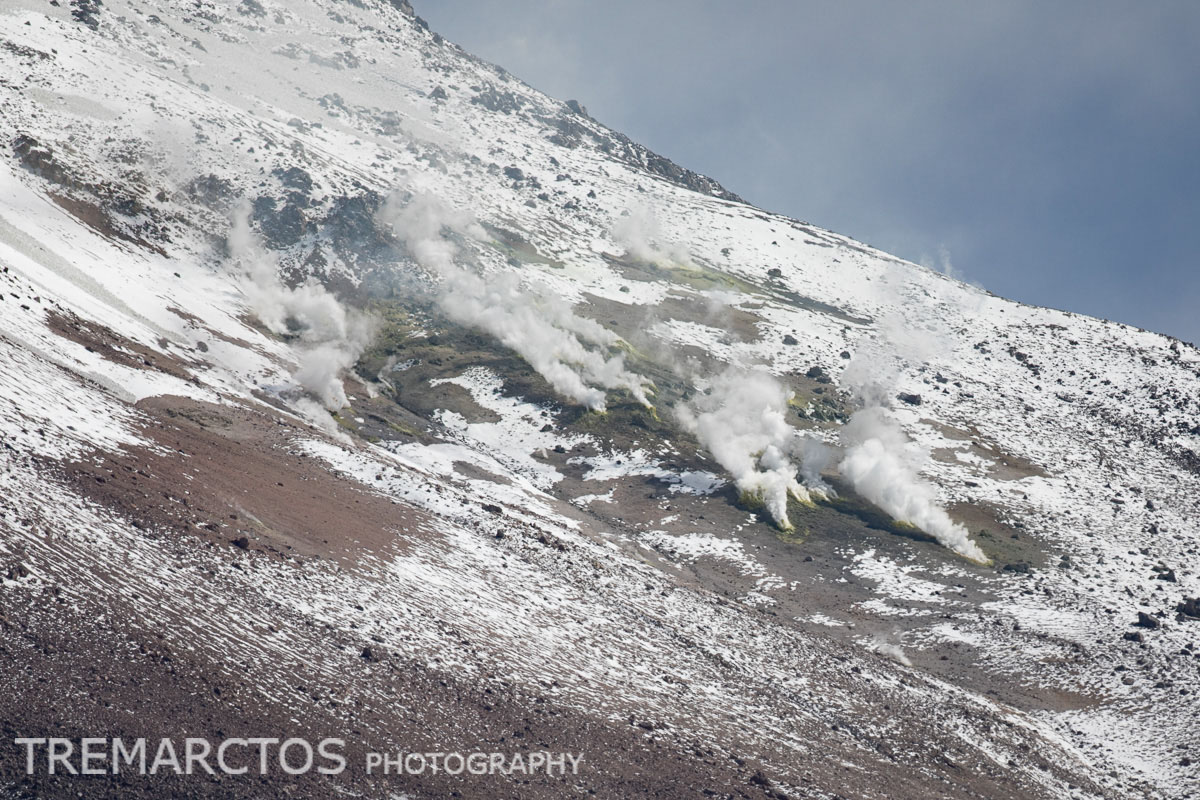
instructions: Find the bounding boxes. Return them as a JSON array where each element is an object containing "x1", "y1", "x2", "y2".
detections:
[{"x1": 1, "y1": 1, "x2": 1198, "y2": 798}]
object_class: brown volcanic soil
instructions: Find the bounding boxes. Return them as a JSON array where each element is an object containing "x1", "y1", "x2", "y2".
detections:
[
  {"x1": 0, "y1": 387, "x2": 1113, "y2": 800},
  {"x1": 0, "y1": 394, "x2": 791, "y2": 799},
  {"x1": 0, "y1": 575, "x2": 780, "y2": 800},
  {"x1": 0, "y1": 314, "x2": 1115, "y2": 799},
  {"x1": 60, "y1": 394, "x2": 434, "y2": 565}
]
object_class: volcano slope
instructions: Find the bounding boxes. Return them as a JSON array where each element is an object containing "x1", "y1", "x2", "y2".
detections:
[{"x1": 1, "y1": 1, "x2": 1199, "y2": 798}]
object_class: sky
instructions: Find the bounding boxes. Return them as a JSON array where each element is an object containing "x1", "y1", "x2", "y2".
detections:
[{"x1": 417, "y1": 2, "x2": 1200, "y2": 345}]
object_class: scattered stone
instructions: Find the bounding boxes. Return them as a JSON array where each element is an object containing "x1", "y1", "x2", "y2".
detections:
[
  {"x1": 782, "y1": 334, "x2": 798, "y2": 346},
  {"x1": 471, "y1": 86, "x2": 523, "y2": 114},
  {"x1": 1123, "y1": 631, "x2": 1144, "y2": 643},
  {"x1": 1134, "y1": 611, "x2": 1160, "y2": 630},
  {"x1": 896, "y1": 393, "x2": 922, "y2": 406},
  {"x1": 805, "y1": 365, "x2": 831, "y2": 384},
  {"x1": 70, "y1": 0, "x2": 103, "y2": 30},
  {"x1": 482, "y1": 503, "x2": 502, "y2": 515},
  {"x1": 1176, "y1": 597, "x2": 1200, "y2": 619},
  {"x1": 231, "y1": 536, "x2": 250, "y2": 550},
  {"x1": 238, "y1": 0, "x2": 266, "y2": 18},
  {"x1": 186, "y1": 173, "x2": 235, "y2": 209}
]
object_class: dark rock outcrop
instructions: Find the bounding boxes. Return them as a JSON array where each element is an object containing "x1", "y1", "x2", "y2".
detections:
[
  {"x1": 1134, "y1": 611, "x2": 1161, "y2": 630},
  {"x1": 71, "y1": 0, "x2": 104, "y2": 31},
  {"x1": 1177, "y1": 597, "x2": 1200, "y2": 619}
]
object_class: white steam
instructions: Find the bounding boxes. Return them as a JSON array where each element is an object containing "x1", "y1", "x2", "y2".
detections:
[
  {"x1": 229, "y1": 204, "x2": 375, "y2": 411},
  {"x1": 837, "y1": 273, "x2": 986, "y2": 562},
  {"x1": 840, "y1": 408, "x2": 985, "y2": 562},
  {"x1": 920, "y1": 243, "x2": 961, "y2": 282},
  {"x1": 677, "y1": 368, "x2": 829, "y2": 530},
  {"x1": 377, "y1": 191, "x2": 651, "y2": 411},
  {"x1": 868, "y1": 634, "x2": 912, "y2": 667},
  {"x1": 612, "y1": 204, "x2": 693, "y2": 266}
]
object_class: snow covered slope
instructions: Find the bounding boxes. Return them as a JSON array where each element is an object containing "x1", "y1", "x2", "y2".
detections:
[{"x1": 1, "y1": 1, "x2": 1198, "y2": 798}]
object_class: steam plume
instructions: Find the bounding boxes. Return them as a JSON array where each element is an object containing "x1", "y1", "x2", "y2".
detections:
[
  {"x1": 677, "y1": 368, "x2": 829, "y2": 530},
  {"x1": 229, "y1": 204, "x2": 375, "y2": 411},
  {"x1": 376, "y1": 191, "x2": 651, "y2": 411},
  {"x1": 840, "y1": 408, "x2": 985, "y2": 562},
  {"x1": 612, "y1": 204, "x2": 693, "y2": 266},
  {"x1": 837, "y1": 275, "x2": 986, "y2": 562},
  {"x1": 868, "y1": 634, "x2": 912, "y2": 667}
]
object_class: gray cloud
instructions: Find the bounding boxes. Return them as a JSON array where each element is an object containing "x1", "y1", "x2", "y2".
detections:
[{"x1": 419, "y1": 0, "x2": 1200, "y2": 343}]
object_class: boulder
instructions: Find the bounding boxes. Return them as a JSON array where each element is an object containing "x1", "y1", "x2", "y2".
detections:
[
  {"x1": 1134, "y1": 611, "x2": 1161, "y2": 630},
  {"x1": 1176, "y1": 597, "x2": 1200, "y2": 619},
  {"x1": 805, "y1": 365, "x2": 831, "y2": 384}
]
